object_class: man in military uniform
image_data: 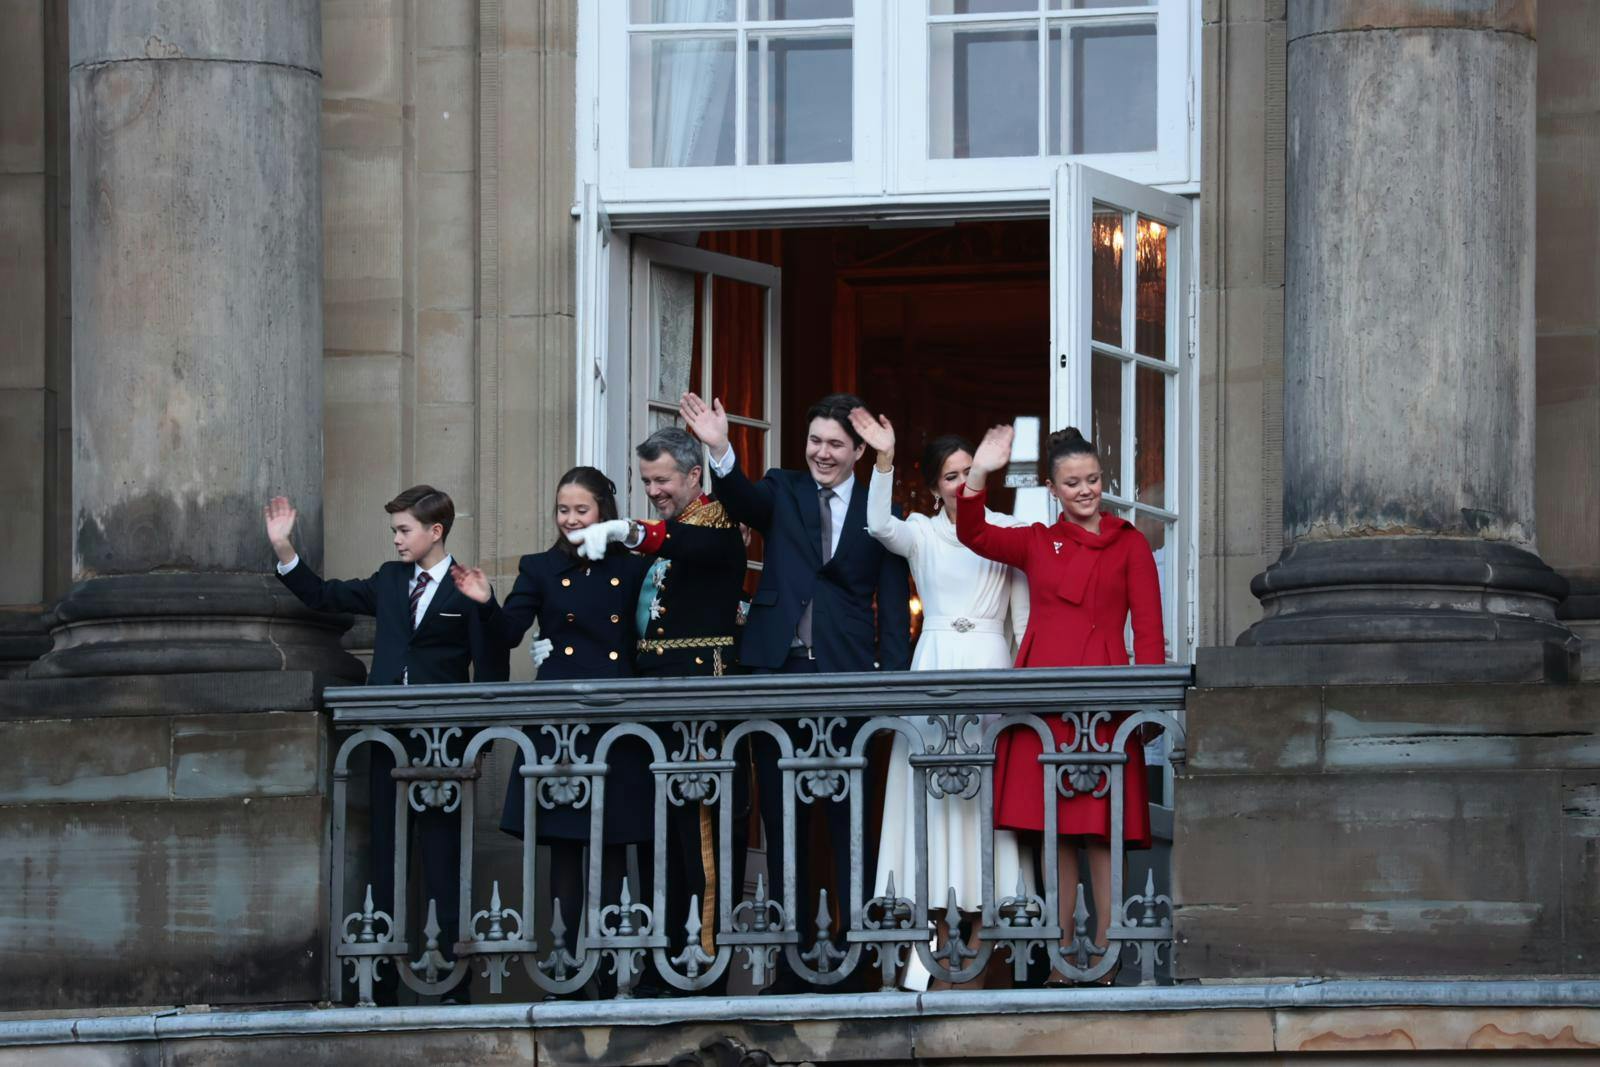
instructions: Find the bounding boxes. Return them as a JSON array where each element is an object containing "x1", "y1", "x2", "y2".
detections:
[{"x1": 574, "y1": 426, "x2": 747, "y2": 988}]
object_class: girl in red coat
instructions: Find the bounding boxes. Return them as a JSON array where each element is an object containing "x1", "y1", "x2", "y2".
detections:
[{"x1": 956, "y1": 423, "x2": 1165, "y2": 982}]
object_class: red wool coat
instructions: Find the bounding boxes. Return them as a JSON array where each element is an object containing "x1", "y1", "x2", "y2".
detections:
[{"x1": 956, "y1": 488, "x2": 1165, "y2": 845}]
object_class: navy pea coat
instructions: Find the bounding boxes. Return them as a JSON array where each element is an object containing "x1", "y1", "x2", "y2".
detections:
[{"x1": 485, "y1": 546, "x2": 653, "y2": 843}]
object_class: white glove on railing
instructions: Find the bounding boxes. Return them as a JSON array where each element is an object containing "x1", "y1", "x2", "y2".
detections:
[
  {"x1": 567, "y1": 519, "x2": 631, "y2": 561},
  {"x1": 530, "y1": 638, "x2": 554, "y2": 669}
]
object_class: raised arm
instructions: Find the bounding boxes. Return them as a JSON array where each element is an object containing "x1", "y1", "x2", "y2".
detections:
[
  {"x1": 850, "y1": 407, "x2": 918, "y2": 560},
  {"x1": 1126, "y1": 531, "x2": 1167, "y2": 665},
  {"x1": 682, "y1": 391, "x2": 775, "y2": 532},
  {"x1": 265, "y1": 498, "x2": 385, "y2": 616},
  {"x1": 954, "y1": 425, "x2": 1032, "y2": 569}
]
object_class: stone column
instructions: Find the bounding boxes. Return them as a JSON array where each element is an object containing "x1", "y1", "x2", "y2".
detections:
[
  {"x1": 34, "y1": 1, "x2": 359, "y2": 678},
  {"x1": 1241, "y1": 0, "x2": 1572, "y2": 650}
]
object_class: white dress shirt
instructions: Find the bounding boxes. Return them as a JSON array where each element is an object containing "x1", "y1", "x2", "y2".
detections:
[{"x1": 408, "y1": 554, "x2": 454, "y2": 628}]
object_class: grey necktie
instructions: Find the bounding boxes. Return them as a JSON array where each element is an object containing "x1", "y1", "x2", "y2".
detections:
[{"x1": 797, "y1": 488, "x2": 835, "y2": 649}]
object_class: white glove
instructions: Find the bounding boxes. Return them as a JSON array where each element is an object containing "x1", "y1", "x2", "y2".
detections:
[
  {"x1": 529, "y1": 638, "x2": 554, "y2": 669},
  {"x1": 567, "y1": 518, "x2": 632, "y2": 561}
]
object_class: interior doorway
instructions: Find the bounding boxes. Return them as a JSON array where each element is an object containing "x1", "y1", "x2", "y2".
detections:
[{"x1": 698, "y1": 220, "x2": 1051, "y2": 522}]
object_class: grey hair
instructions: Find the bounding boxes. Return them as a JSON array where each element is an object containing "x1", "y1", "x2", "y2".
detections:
[{"x1": 635, "y1": 426, "x2": 704, "y2": 477}]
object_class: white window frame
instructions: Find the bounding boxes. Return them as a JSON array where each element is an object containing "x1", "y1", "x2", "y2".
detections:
[
  {"x1": 1052, "y1": 162, "x2": 1193, "y2": 663},
  {"x1": 624, "y1": 236, "x2": 783, "y2": 518},
  {"x1": 897, "y1": 2, "x2": 1193, "y2": 195},
  {"x1": 594, "y1": 3, "x2": 882, "y2": 204},
  {"x1": 582, "y1": 0, "x2": 1198, "y2": 216}
]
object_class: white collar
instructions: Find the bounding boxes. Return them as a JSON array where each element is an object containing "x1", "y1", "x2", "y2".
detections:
[
  {"x1": 415, "y1": 553, "x2": 453, "y2": 583},
  {"x1": 816, "y1": 472, "x2": 855, "y2": 503}
]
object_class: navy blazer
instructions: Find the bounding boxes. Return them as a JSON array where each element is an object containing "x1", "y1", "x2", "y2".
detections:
[
  {"x1": 712, "y1": 458, "x2": 911, "y2": 673},
  {"x1": 483, "y1": 546, "x2": 653, "y2": 843},
  {"x1": 277, "y1": 558, "x2": 509, "y2": 685},
  {"x1": 482, "y1": 547, "x2": 649, "y2": 680}
]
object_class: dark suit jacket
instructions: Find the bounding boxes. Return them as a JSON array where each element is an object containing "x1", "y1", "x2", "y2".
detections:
[
  {"x1": 277, "y1": 558, "x2": 509, "y2": 685},
  {"x1": 712, "y1": 459, "x2": 911, "y2": 673}
]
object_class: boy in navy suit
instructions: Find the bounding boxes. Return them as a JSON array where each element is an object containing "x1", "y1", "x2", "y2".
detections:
[
  {"x1": 680, "y1": 391, "x2": 911, "y2": 991},
  {"x1": 266, "y1": 486, "x2": 507, "y2": 1002}
]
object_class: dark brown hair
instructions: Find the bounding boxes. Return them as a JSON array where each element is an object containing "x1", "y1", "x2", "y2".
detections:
[
  {"x1": 804, "y1": 393, "x2": 868, "y2": 448},
  {"x1": 386, "y1": 485, "x2": 454, "y2": 539},
  {"x1": 1046, "y1": 427, "x2": 1098, "y2": 478},
  {"x1": 550, "y1": 466, "x2": 621, "y2": 557},
  {"x1": 921, "y1": 434, "x2": 976, "y2": 493}
]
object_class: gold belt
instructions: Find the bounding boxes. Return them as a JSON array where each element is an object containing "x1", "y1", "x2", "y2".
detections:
[{"x1": 637, "y1": 635, "x2": 737, "y2": 654}]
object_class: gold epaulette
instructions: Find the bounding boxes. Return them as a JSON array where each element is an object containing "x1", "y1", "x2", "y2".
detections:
[{"x1": 678, "y1": 499, "x2": 733, "y2": 530}]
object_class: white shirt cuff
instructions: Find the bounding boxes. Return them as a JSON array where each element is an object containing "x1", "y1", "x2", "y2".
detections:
[
  {"x1": 275, "y1": 555, "x2": 300, "y2": 575},
  {"x1": 709, "y1": 447, "x2": 736, "y2": 477}
]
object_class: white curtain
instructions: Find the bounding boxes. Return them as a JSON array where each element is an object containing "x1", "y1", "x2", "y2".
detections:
[{"x1": 650, "y1": 0, "x2": 738, "y2": 167}]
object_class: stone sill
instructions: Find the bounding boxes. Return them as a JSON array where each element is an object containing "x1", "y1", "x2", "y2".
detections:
[{"x1": 2, "y1": 981, "x2": 1598, "y2": 1063}]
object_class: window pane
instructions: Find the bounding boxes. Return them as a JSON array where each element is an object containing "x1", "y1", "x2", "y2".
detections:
[
  {"x1": 632, "y1": 0, "x2": 737, "y2": 22},
  {"x1": 649, "y1": 265, "x2": 704, "y2": 402},
  {"x1": 649, "y1": 405, "x2": 684, "y2": 434},
  {"x1": 710, "y1": 276, "x2": 767, "y2": 419},
  {"x1": 1134, "y1": 364, "x2": 1166, "y2": 508},
  {"x1": 929, "y1": 27, "x2": 1038, "y2": 159},
  {"x1": 728, "y1": 421, "x2": 769, "y2": 479},
  {"x1": 1134, "y1": 215, "x2": 1168, "y2": 358},
  {"x1": 931, "y1": 0, "x2": 1038, "y2": 12},
  {"x1": 629, "y1": 36, "x2": 738, "y2": 167},
  {"x1": 749, "y1": 0, "x2": 852, "y2": 17},
  {"x1": 1133, "y1": 512, "x2": 1172, "y2": 660},
  {"x1": 1053, "y1": 0, "x2": 1153, "y2": 8},
  {"x1": 1091, "y1": 354, "x2": 1123, "y2": 498},
  {"x1": 1091, "y1": 209, "x2": 1123, "y2": 347},
  {"x1": 747, "y1": 34, "x2": 852, "y2": 164},
  {"x1": 1066, "y1": 23, "x2": 1156, "y2": 154}
]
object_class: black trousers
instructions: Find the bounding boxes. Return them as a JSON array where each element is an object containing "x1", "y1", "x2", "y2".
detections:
[
  {"x1": 367, "y1": 743, "x2": 466, "y2": 1004},
  {"x1": 741, "y1": 656, "x2": 876, "y2": 990}
]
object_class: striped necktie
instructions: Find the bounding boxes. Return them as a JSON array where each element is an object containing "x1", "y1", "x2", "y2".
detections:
[{"x1": 409, "y1": 571, "x2": 431, "y2": 629}]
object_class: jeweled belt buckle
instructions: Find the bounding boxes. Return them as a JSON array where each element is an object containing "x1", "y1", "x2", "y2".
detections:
[{"x1": 952, "y1": 617, "x2": 975, "y2": 633}]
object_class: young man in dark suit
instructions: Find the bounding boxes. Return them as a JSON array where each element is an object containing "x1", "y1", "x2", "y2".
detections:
[
  {"x1": 266, "y1": 486, "x2": 507, "y2": 1002},
  {"x1": 679, "y1": 391, "x2": 911, "y2": 991}
]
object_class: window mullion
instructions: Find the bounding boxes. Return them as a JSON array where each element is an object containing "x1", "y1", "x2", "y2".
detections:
[{"x1": 1035, "y1": 9, "x2": 1048, "y2": 157}]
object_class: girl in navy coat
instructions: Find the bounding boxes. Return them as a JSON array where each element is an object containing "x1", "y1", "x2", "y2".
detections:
[{"x1": 454, "y1": 467, "x2": 651, "y2": 973}]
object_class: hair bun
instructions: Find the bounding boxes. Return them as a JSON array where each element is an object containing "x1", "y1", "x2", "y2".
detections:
[{"x1": 1047, "y1": 427, "x2": 1090, "y2": 449}]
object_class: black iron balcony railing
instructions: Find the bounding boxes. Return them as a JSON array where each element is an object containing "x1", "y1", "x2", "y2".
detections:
[{"x1": 324, "y1": 666, "x2": 1189, "y2": 1004}]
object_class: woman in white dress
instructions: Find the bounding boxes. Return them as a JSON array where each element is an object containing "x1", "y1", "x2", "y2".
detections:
[{"x1": 849, "y1": 406, "x2": 1030, "y2": 991}]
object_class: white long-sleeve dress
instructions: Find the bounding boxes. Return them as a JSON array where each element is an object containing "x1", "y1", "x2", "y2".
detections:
[{"x1": 866, "y1": 466, "x2": 1031, "y2": 988}]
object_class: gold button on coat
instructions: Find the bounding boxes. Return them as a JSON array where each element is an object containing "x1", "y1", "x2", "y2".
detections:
[
  {"x1": 563, "y1": 646, "x2": 574, "y2": 656},
  {"x1": 610, "y1": 614, "x2": 620, "y2": 623},
  {"x1": 561, "y1": 578, "x2": 571, "y2": 587},
  {"x1": 610, "y1": 577, "x2": 620, "y2": 586},
  {"x1": 656, "y1": 627, "x2": 665, "y2": 635},
  {"x1": 608, "y1": 651, "x2": 619, "y2": 661},
  {"x1": 566, "y1": 612, "x2": 576, "y2": 622}
]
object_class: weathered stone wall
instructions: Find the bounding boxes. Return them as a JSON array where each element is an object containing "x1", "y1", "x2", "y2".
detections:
[
  {"x1": 0, "y1": 0, "x2": 70, "y2": 623},
  {"x1": 1536, "y1": 0, "x2": 1600, "y2": 646},
  {"x1": 1197, "y1": 0, "x2": 1285, "y2": 645},
  {"x1": 319, "y1": 0, "x2": 578, "y2": 686},
  {"x1": 2, "y1": 1003, "x2": 1600, "y2": 1063},
  {"x1": 1175, "y1": 682, "x2": 1600, "y2": 980},
  {"x1": 0, "y1": 673, "x2": 332, "y2": 1009}
]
